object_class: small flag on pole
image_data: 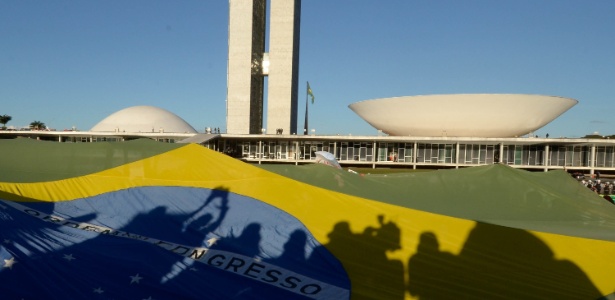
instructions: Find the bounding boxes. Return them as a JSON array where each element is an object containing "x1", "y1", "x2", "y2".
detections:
[{"x1": 307, "y1": 82, "x2": 315, "y2": 104}]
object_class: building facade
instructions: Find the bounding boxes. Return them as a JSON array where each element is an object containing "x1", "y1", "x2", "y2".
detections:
[
  {"x1": 5, "y1": 130, "x2": 613, "y2": 176},
  {"x1": 226, "y1": 0, "x2": 267, "y2": 134},
  {"x1": 226, "y1": 0, "x2": 301, "y2": 135},
  {"x1": 266, "y1": 0, "x2": 300, "y2": 135},
  {"x1": 208, "y1": 135, "x2": 615, "y2": 175}
]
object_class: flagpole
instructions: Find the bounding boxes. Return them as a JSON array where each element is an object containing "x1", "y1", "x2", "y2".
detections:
[{"x1": 304, "y1": 81, "x2": 309, "y2": 135}]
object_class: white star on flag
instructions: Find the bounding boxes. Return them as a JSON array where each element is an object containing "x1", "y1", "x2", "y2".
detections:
[
  {"x1": 3, "y1": 257, "x2": 16, "y2": 269},
  {"x1": 93, "y1": 287, "x2": 104, "y2": 294},
  {"x1": 206, "y1": 237, "x2": 218, "y2": 247},
  {"x1": 130, "y1": 273, "x2": 143, "y2": 284},
  {"x1": 63, "y1": 254, "x2": 76, "y2": 261}
]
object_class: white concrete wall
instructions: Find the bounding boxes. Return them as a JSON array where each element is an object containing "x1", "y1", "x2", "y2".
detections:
[
  {"x1": 266, "y1": 0, "x2": 300, "y2": 135},
  {"x1": 227, "y1": 0, "x2": 265, "y2": 134}
]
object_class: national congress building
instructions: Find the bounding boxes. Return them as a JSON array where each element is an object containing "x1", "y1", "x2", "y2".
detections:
[{"x1": 2, "y1": 0, "x2": 615, "y2": 177}]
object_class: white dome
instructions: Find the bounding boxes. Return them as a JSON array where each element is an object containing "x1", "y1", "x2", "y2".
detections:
[
  {"x1": 91, "y1": 106, "x2": 198, "y2": 133},
  {"x1": 348, "y1": 94, "x2": 577, "y2": 137}
]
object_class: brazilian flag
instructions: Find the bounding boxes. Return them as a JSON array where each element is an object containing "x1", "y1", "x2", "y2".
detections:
[{"x1": 1, "y1": 139, "x2": 614, "y2": 299}]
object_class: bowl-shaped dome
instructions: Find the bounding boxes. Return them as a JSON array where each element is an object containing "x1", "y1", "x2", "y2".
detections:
[
  {"x1": 91, "y1": 106, "x2": 197, "y2": 133},
  {"x1": 348, "y1": 94, "x2": 577, "y2": 137}
]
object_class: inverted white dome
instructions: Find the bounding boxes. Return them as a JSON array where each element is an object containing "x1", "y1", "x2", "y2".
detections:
[
  {"x1": 91, "y1": 106, "x2": 197, "y2": 133},
  {"x1": 348, "y1": 94, "x2": 577, "y2": 137}
]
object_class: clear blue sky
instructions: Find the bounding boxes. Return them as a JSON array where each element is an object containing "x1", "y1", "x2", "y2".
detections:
[{"x1": 1, "y1": 1, "x2": 614, "y2": 137}]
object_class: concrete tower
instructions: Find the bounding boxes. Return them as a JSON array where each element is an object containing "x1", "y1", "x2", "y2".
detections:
[
  {"x1": 226, "y1": 0, "x2": 267, "y2": 135},
  {"x1": 226, "y1": 0, "x2": 301, "y2": 135}
]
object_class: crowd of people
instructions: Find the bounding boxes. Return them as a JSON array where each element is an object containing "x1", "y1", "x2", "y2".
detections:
[{"x1": 577, "y1": 174, "x2": 615, "y2": 204}]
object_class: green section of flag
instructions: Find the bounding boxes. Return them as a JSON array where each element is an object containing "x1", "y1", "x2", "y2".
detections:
[
  {"x1": 307, "y1": 82, "x2": 315, "y2": 104},
  {"x1": 0, "y1": 138, "x2": 183, "y2": 183}
]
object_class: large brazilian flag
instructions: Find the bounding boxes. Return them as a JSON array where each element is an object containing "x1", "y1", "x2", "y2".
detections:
[{"x1": 1, "y1": 138, "x2": 614, "y2": 299}]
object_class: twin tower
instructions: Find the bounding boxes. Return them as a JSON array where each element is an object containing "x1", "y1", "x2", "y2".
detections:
[{"x1": 226, "y1": 0, "x2": 301, "y2": 135}]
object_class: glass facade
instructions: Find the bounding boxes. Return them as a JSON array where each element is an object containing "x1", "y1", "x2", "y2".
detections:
[
  {"x1": 459, "y1": 144, "x2": 496, "y2": 165},
  {"x1": 338, "y1": 142, "x2": 373, "y2": 162},
  {"x1": 502, "y1": 145, "x2": 545, "y2": 166},
  {"x1": 549, "y1": 145, "x2": 589, "y2": 167},
  {"x1": 417, "y1": 143, "x2": 455, "y2": 164},
  {"x1": 594, "y1": 146, "x2": 615, "y2": 168},
  {"x1": 8, "y1": 131, "x2": 615, "y2": 174},
  {"x1": 203, "y1": 138, "x2": 615, "y2": 175}
]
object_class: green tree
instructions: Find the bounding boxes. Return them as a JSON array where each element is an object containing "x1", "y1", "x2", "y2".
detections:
[
  {"x1": 30, "y1": 120, "x2": 46, "y2": 131},
  {"x1": 0, "y1": 114, "x2": 12, "y2": 129},
  {"x1": 583, "y1": 134, "x2": 604, "y2": 139}
]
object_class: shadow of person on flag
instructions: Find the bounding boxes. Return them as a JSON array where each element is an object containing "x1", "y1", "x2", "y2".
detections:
[
  {"x1": 3, "y1": 186, "x2": 235, "y2": 299},
  {"x1": 266, "y1": 229, "x2": 308, "y2": 267},
  {"x1": 215, "y1": 223, "x2": 262, "y2": 259},
  {"x1": 407, "y1": 231, "x2": 460, "y2": 299},
  {"x1": 407, "y1": 222, "x2": 603, "y2": 299},
  {"x1": 309, "y1": 216, "x2": 405, "y2": 300}
]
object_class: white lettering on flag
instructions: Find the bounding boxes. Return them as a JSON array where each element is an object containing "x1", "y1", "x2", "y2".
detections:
[{"x1": 1, "y1": 200, "x2": 349, "y2": 299}]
